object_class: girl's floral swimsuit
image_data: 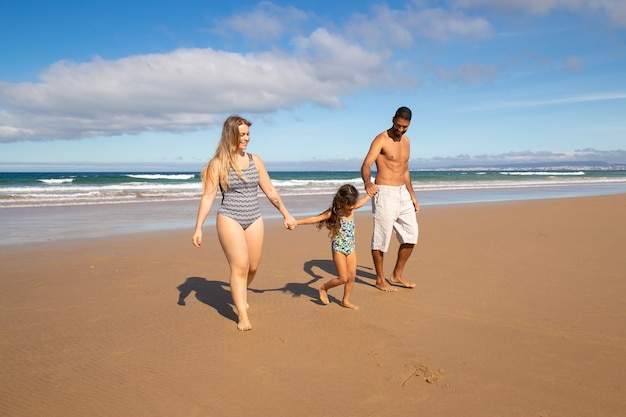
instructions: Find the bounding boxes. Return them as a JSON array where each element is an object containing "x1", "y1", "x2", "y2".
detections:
[{"x1": 331, "y1": 217, "x2": 356, "y2": 256}]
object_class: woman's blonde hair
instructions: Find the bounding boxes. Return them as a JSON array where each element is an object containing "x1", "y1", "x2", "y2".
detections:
[{"x1": 201, "y1": 115, "x2": 252, "y2": 191}]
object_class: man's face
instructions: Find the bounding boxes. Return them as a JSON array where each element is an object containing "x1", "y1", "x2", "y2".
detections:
[{"x1": 390, "y1": 117, "x2": 410, "y2": 139}]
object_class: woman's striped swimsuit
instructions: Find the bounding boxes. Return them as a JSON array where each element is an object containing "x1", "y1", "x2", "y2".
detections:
[{"x1": 217, "y1": 154, "x2": 262, "y2": 229}]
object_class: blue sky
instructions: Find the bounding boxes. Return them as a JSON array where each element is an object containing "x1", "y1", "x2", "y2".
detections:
[{"x1": 1, "y1": 0, "x2": 625, "y2": 171}]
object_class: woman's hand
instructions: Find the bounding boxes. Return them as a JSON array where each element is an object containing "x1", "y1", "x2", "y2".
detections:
[
  {"x1": 191, "y1": 230, "x2": 203, "y2": 247},
  {"x1": 284, "y1": 215, "x2": 297, "y2": 230}
]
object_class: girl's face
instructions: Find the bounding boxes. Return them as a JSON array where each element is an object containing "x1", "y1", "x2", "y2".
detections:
[{"x1": 237, "y1": 124, "x2": 250, "y2": 152}]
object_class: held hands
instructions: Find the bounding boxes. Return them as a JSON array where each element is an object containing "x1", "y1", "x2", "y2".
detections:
[
  {"x1": 284, "y1": 215, "x2": 297, "y2": 230},
  {"x1": 364, "y1": 182, "x2": 379, "y2": 197}
]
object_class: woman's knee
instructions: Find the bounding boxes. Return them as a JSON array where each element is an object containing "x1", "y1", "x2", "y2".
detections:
[
  {"x1": 229, "y1": 262, "x2": 250, "y2": 278},
  {"x1": 248, "y1": 263, "x2": 259, "y2": 275}
]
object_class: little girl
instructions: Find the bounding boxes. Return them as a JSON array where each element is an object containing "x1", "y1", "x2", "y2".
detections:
[{"x1": 296, "y1": 184, "x2": 371, "y2": 309}]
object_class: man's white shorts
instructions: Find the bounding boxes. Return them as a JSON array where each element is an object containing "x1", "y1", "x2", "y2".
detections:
[{"x1": 371, "y1": 184, "x2": 418, "y2": 252}]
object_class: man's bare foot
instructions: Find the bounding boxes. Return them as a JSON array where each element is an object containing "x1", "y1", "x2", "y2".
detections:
[
  {"x1": 390, "y1": 275, "x2": 416, "y2": 288},
  {"x1": 375, "y1": 281, "x2": 398, "y2": 292},
  {"x1": 341, "y1": 301, "x2": 359, "y2": 310},
  {"x1": 318, "y1": 285, "x2": 330, "y2": 305},
  {"x1": 237, "y1": 318, "x2": 252, "y2": 331}
]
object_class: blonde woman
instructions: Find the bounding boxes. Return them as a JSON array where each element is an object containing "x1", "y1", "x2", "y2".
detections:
[{"x1": 192, "y1": 115, "x2": 297, "y2": 331}]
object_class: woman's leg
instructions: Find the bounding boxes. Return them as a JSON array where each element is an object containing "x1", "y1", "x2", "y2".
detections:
[
  {"x1": 217, "y1": 214, "x2": 252, "y2": 331},
  {"x1": 243, "y1": 217, "x2": 264, "y2": 301}
]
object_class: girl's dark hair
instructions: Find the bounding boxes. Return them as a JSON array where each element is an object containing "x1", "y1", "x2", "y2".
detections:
[{"x1": 317, "y1": 184, "x2": 359, "y2": 237}]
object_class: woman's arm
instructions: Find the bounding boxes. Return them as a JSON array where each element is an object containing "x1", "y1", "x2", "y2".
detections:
[
  {"x1": 254, "y1": 154, "x2": 297, "y2": 229},
  {"x1": 191, "y1": 161, "x2": 219, "y2": 247}
]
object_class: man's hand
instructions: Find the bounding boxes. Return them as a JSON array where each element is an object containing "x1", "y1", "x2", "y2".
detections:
[{"x1": 364, "y1": 182, "x2": 379, "y2": 197}]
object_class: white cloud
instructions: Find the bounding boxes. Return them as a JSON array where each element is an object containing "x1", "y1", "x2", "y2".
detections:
[
  {"x1": 431, "y1": 61, "x2": 498, "y2": 84},
  {"x1": 454, "y1": 0, "x2": 626, "y2": 27},
  {"x1": 346, "y1": 4, "x2": 494, "y2": 46},
  {"x1": 465, "y1": 92, "x2": 626, "y2": 110},
  {"x1": 210, "y1": 2, "x2": 310, "y2": 41},
  {"x1": 0, "y1": 39, "x2": 390, "y2": 143}
]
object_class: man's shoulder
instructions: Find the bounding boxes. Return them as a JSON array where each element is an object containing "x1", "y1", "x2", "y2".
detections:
[
  {"x1": 374, "y1": 131, "x2": 410, "y2": 144},
  {"x1": 373, "y1": 130, "x2": 389, "y2": 141}
]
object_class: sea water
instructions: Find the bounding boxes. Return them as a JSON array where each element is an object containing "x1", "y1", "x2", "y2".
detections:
[{"x1": 1, "y1": 169, "x2": 625, "y2": 245}]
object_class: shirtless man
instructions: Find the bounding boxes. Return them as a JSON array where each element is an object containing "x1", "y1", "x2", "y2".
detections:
[{"x1": 361, "y1": 106, "x2": 419, "y2": 291}]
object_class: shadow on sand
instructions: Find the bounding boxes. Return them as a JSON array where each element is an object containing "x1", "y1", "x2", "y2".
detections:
[
  {"x1": 176, "y1": 277, "x2": 237, "y2": 322},
  {"x1": 250, "y1": 259, "x2": 377, "y2": 306},
  {"x1": 176, "y1": 260, "x2": 377, "y2": 317}
]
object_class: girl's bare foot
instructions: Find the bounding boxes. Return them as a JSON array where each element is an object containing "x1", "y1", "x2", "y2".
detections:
[
  {"x1": 341, "y1": 301, "x2": 359, "y2": 310},
  {"x1": 318, "y1": 285, "x2": 329, "y2": 305}
]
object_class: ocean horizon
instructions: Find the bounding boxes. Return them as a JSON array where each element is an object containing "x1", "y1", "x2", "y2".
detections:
[{"x1": 1, "y1": 169, "x2": 626, "y2": 246}]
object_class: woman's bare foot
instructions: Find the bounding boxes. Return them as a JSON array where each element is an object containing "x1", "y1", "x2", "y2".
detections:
[
  {"x1": 233, "y1": 303, "x2": 250, "y2": 315},
  {"x1": 341, "y1": 300, "x2": 359, "y2": 310},
  {"x1": 318, "y1": 285, "x2": 329, "y2": 305},
  {"x1": 390, "y1": 275, "x2": 416, "y2": 288},
  {"x1": 237, "y1": 318, "x2": 252, "y2": 331}
]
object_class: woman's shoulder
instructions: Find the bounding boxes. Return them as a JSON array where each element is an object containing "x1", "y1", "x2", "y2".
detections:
[{"x1": 249, "y1": 153, "x2": 267, "y2": 170}]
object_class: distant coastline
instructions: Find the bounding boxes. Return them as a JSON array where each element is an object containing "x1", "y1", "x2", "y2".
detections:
[{"x1": 2, "y1": 149, "x2": 626, "y2": 173}]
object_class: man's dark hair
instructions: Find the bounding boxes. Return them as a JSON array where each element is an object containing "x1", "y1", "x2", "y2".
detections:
[{"x1": 394, "y1": 106, "x2": 412, "y2": 121}]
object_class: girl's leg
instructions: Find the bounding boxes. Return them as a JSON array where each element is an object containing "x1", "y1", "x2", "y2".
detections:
[
  {"x1": 319, "y1": 252, "x2": 346, "y2": 304},
  {"x1": 340, "y1": 252, "x2": 358, "y2": 309},
  {"x1": 318, "y1": 252, "x2": 358, "y2": 309},
  {"x1": 217, "y1": 215, "x2": 252, "y2": 331}
]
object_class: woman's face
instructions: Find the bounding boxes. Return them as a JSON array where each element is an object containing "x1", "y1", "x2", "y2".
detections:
[{"x1": 237, "y1": 124, "x2": 250, "y2": 152}]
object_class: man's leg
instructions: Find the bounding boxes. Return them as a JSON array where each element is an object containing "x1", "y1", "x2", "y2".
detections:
[
  {"x1": 372, "y1": 249, "x2": 397, "y2": 292},
  {"x1": 390, "y1": 243, "x2": 416, "y2": 288}
]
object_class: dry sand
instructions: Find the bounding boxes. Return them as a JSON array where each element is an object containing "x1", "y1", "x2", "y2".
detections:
[{"x1": 1, "y1": 194, "x2": 625, "y2": 417}]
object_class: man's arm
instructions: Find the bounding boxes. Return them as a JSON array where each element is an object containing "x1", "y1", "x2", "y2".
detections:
[
  {"x1": 361, "y1": 135, "x2": 384, "y2": 196},
  {"x1": 404, "y1": 165, "x2": 419, "y2": 213}
]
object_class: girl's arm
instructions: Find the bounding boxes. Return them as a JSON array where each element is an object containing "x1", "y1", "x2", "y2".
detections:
[
  {"x1": 353, "y1": 193, "x2": 372, "y2": 210},
  {"x1": 254, "y1": 154, "x2": 297, "y2": 229},
  {"x1": 296, "y1": 210, "x2": 331, "y2": 226},
  {"x1": 192, "y1": 160, "x2": 219, "y2": 247}
]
